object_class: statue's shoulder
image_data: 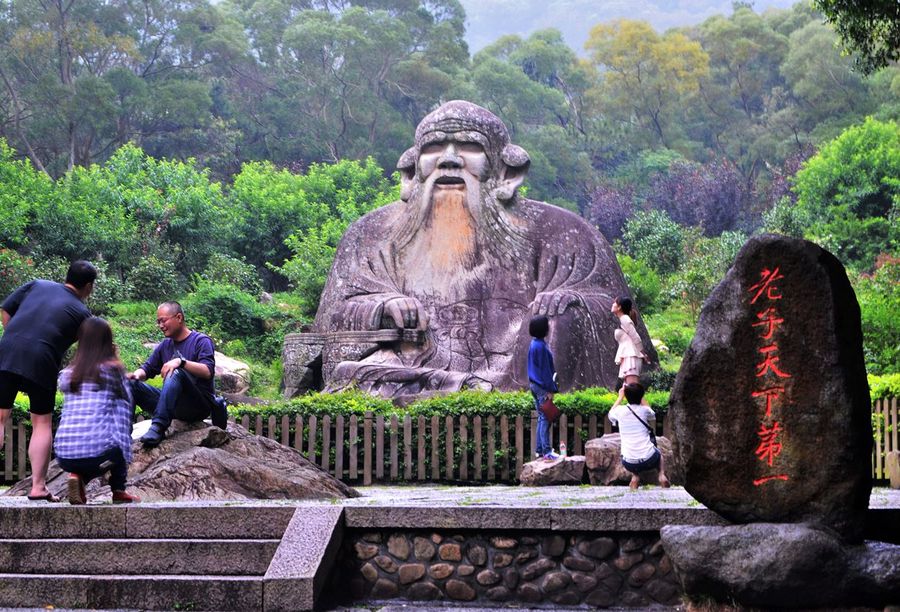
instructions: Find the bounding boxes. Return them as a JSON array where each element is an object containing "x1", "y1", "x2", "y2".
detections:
[
  {"x1": 342, "y1": 200, "x2": 404, "y2": 235},
  {"x1": 519, "y1": 198, "x2": 604, "y2": 239}
]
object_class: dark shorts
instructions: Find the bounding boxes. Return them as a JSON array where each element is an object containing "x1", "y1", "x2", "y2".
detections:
[
  {"x1": 622, "y1": 448, "x2": 661, "y2": 474},
  {"x1": 0, "y1": 371, "x2": 56, "y2": 415}
]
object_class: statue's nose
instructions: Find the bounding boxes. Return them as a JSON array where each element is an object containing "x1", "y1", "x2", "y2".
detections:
[{"x1": 437, "y1": 144, "x2": 463, "y2": 169}]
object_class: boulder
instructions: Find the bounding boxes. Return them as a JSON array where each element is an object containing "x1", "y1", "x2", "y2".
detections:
[
  {"x1": 669, "y1": 234, "x2": 872, "y2": 542},
  {"x1": 215, "y1": 351, "x2": 251, "y2": 395},
  {"x1": 519, "y1": 456, "x2": 585, "y2": 486},
  {"x1": 5, "y1": 421, "x2": 358, "y2": 502},
  {"x1": 584, "y1": 434, "x2": 675, "y2": 486},
  {"x1": 661, "y1": 523, "x2": 900, "y2": 608}
]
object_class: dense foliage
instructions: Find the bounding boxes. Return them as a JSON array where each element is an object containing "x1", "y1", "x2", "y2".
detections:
[{"x1": 0, "y1": 2, "x2": 896, "y2": 391}]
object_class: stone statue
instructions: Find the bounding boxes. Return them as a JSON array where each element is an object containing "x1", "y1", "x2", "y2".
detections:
[{"x1": 284, "y1": 100, "x2": 654, "y2": 397}]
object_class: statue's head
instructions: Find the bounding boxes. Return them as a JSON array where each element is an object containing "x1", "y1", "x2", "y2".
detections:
[{"x1": 397, "y1": 101, "x2": 530, "y2": 204}]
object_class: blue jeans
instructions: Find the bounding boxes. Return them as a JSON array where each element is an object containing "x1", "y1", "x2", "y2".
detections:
[
  {"x1": 57, "y1": 447, "x2": 128, "y2": 491},
  {"x1": 531, "y1": 383, "x2": 552, "y2": 456},
  {"x1": 130, "y1": 369, "x2": 213, "y2": 431}
]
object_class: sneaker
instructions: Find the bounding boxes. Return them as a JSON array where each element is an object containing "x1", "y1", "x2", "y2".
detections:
[
  {"x1": 140, "y1": 424, "x2": 166, "y2": 448},
  {"x1": 67, "y1": 473, "x2": 86, "y2": 505},
  {"x1": 543, "y1": 452, "x2": 561, "y2": 462},
  {"x1": 112, "y1": 490, "x2": 140, "y2": 504},
  {"x1": 211, "y1": 396, "x2": 228, "y2": 429}
]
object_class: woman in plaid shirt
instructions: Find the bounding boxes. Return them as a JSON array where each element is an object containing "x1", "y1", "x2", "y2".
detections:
[{"x1": 55, "y1": 317, "x2": 139, "y2": 504}]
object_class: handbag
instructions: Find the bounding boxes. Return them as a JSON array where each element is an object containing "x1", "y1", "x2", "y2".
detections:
[
  {"x1": 540, "y1": 396, "x2": 561, "y2": 422},
  {"x1": 626, "y1": 404, "x2": 657, "y2": 447}
]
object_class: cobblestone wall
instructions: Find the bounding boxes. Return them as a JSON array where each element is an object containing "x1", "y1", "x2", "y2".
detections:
[{"x1": 331, "y1": 529, "x2": 681, "y2": 607}]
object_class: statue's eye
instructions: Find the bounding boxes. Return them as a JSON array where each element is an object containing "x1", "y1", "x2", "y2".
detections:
[
  {"x1": 421, "y1": 143, "x2": 443, "y2": 155},
  {"x1": 458, "y1": 142, "x2": 484, "y2": 154}
]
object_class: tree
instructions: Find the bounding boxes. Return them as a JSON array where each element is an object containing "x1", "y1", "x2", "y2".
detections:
[
  {"x1": 814, "y1": 0, "x2": 900, "y2": 75},
  {"x1": 644, "y1": 158, "x2": 750, "y2": 235},
  {"x1": 0, "y1": 0, "x2": 238, "y2": 174},
  {"x1": 621, "y1": 209, "x2": 685, "y2": 276},
  {"x1": 585, "y1": 19, "x2": 709, "y2": 149},
  {"x1": 792, "y1": 117, "x2": 900, "y2": 270}
]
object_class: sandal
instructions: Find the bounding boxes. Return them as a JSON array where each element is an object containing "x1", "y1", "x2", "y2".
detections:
[
  {"x1": 67, "y1": 474, "x2": 86, "y2": 505},
  {"x1": 26, "y1": 492, "x2": 61, "y2": 503}
]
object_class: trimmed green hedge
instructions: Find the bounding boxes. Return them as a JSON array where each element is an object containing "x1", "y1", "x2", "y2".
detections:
[{"x1": 228, "y1": 388, "x2": 672, "y2": 420}]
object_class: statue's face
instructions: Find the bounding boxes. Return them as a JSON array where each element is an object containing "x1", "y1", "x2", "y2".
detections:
[{"x1": 417, "y1": 132, "x2": 491, "y2": 191}]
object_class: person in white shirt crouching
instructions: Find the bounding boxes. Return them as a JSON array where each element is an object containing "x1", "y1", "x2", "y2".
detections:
[{"x1": 608, "y1": 382, "x2": 670, "y2": 490}]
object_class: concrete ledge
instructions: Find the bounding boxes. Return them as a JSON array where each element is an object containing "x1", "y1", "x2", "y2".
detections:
[
  {"x1": 126, "y1": 505, "x2": 296, "y2": 539},
  {"x1": 0, "y1": 506, "x2": 128, "y2": 538},
  {"x1": 0, "y1": 574, "x2": 263, "y2": 610},
  {"x1": 0, "y1": 538, "x2": 280, "y2": 575},
  {"x1": 343, "y1": 506, "x2": 551, "y2": 530},
  {"x1": 263, "y1": 506, "x2": 344, "y2": 611}
]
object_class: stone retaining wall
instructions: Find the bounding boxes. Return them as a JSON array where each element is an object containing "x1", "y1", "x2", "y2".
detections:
[{"x1": 330, "y1": 529, "x2": 680, "y2": 607}]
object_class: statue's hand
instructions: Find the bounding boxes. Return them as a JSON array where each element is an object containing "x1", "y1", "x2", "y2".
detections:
[
  {"x1": 532, "y1": 290, "x2": 585, "y2": 316},
  {"x1": 383, "y1": 296, "x2": 429, "y2": 330}
]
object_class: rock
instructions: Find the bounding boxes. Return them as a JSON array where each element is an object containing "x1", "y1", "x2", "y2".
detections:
[
  {"x1": 214, "y1": 351, "x2": 251, "y2": 395},
  {"x1": 646, "y1": 578, "x2": 680, "y2": 604},
  {"x1": 519, "y1": 455, "x2": 585, "y2": 486},
  {"x1": 429, "y1": 563, "x2": 453, "y2": 580},
  {"x1": 387, "y1": 534, "x2": 410, "y2": 560},
  {"x1": 361, "y1": 562, "x2": 378, "y2": 582},
  {"x1": 562, "y1": 556, "x2": 595, "y2": 572},
  {"x1": 414, "y1": 536, "x2": 436, "y2": 560},
  {"x1": 585, "y1": 587, "x2": 615, "y2": 607},
  {"x1": 476, "y1": 569, "x2": 501, "y2": 586},
  {"x1": 550, "y1": 590, "x2": 580, "y2": 605},
  {"x1": 370, "y1": 578, "x2": 398, "y2": 598},
  {"x1": 613, "y1": 552, "x2": 643, "y2": 571},
  {"x1": 627, "y1": 561, "x2": 656, "y2": 586},
  {"x1": 407, "y1": 581, "x2": 440, "y2": 600},
  {"x1": 486, "y1": 586, "x2": 511, "y2": 601},
  {"x1": 5, "y1": 421, "x2": 357, "y2": 502},
  {"x1": 439, "y1": 542, "x2": 462, "y2": 561},
  {"x1": 515, "y1": 549, "x2": 537, "y2": 564},
  {"x1": 356, "y1": 543, "x2": 378, "y2": 560},
  {"x1": 577, "y1": 537, "x2": 616, "y2": 560},
  {"x1": 669, "y1": 235, "x2": 872, "y2": 542},
  {"x1": 542, "y1": 535, "x2": 566, "y2": 557},
  {"x1": 445, "y1": 579, "x2": 476, "y2": 601},
  {"x1": 572, "y1": 573, "x2": 598, "y2": 592},
  {"x1": 584, "y1": 434, "x2": 675, "y2": 486},
  {"x1": 503, "y1": 568, "x2": 519, "y2": 589},
  {"x1": 517, "y1": 582, "x2": 543, "y2": 603},
  {"x1": 661, "y1": 523, "x2": 900, "y2": 608},
  {"x1": 457, "y1": 564, "x2": 474, "y2": 577},
  {"x1": 467, "y1": 543, "x2": 487, "y2": 566},
  {"x1": 259, "y1": 291, "x2": 273, "y2": 304},
  {"x1": 521, "y1": 558, "x2": 555, "y2": 581},
  {"x1": 490, "y1": 536, "x2": 517, "y2": 549},
  {"x1": 541, "y1": 571, "x2": 572, "y2": 593},
  {"x1": 493, "y1": 552, "x2": 513, "y2": 568},
  {"x1": 398, "y1": 563, "x2": 425, "y2": 584},
  {"x1": 887, "y1": 450, "x2": 900, "y2": 489},
  {"x1": 374, "y1": 555, "x2": 397, "y2": 573}
]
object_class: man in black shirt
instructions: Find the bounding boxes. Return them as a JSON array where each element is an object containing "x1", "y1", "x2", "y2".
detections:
[{"x1": 0, "y1": 261, "x2": 96, "y2": 501}]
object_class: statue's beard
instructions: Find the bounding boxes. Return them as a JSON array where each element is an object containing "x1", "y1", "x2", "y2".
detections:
[{"x1": 392, "y1": 175, "x2": 530, "y2": 263}]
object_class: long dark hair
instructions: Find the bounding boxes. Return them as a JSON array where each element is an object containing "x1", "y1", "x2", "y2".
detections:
[{"x1": 68, "y1": 317, "x2": 122, "y2": 392}]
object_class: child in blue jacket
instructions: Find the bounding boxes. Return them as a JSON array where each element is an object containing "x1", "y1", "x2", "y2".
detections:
[{"x1": 527, "y1": 315, "x2": 559, "y2": 461}]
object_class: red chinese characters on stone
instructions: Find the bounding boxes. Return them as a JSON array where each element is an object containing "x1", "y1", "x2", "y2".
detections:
[
  {"x1": 755, "y1": 344, "x2": 792, "y2": 379},
  {"x1": 752, "y1": 307, "x2": 784, "y2": 340},
  {"x1": 749, "y1": 265, "x2": 791, "y2": 487},
  {"x1": 751, "y1": 387, "x2": 785, "y2": 418},
  {"x1": 748, "y1": 267, "x2": 784, "y2": 304}
]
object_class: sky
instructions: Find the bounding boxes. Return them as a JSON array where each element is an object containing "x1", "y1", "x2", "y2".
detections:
[{"x1": 458, "y1": 0, "x2": 803, "y2": 54}]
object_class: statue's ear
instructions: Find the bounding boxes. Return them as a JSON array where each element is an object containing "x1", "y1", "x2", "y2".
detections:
[
  {"x1": 397, "y1": 147, "x2": 417, "y2": 202},
  {"x1": 496, "y1": 144, "x2": 530, "y2": 202}
]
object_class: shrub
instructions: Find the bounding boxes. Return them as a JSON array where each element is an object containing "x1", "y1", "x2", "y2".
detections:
[
  {"x1": 854, "y1": 256, "x2": 900, "y2": 375},
  {"x1": 621, "y1": 210, "x2": 685, "y2": 276},
  {"x1": 87, "y1": 261, "x2": 134, "y2": 315},
  {"x1": 198, "y1": 253, "x2": 262, "y2": 295},
  {"x1": 869, "y1": 373, "x2": 900, "y2": 402},
  {"x1": 129, "y1": 255, "x2": 183, "y2": 302},
  {"x1": 0, "y1": 250, "x2": 34, "y2": 299},
  {"x1": 617, "y1": 253, "x2": 662, "y2": 314}
]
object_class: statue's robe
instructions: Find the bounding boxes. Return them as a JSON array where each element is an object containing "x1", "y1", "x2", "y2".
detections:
[{"x1": 313, "y1": 196, "x2": 655, "y2": 397}]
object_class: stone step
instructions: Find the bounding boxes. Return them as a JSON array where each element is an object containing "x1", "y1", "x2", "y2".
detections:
[
  {"x1": 0, "y1": 573, "x2": 263, "y2": 611},
  {"x1": 0, "y1": 538, "x2": 280, "y2": 575},
  {"x1": 0, "y1": 504, "x2": 295, "y2": 539}
]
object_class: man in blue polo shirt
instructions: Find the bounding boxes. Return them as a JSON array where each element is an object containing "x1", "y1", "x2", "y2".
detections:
[
  {"x1": 0, "y1": 260, "x2": 96, "y2": 501},
  {"x1": 128, "y1": 301, "x2": 227, "y2": 447}
]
